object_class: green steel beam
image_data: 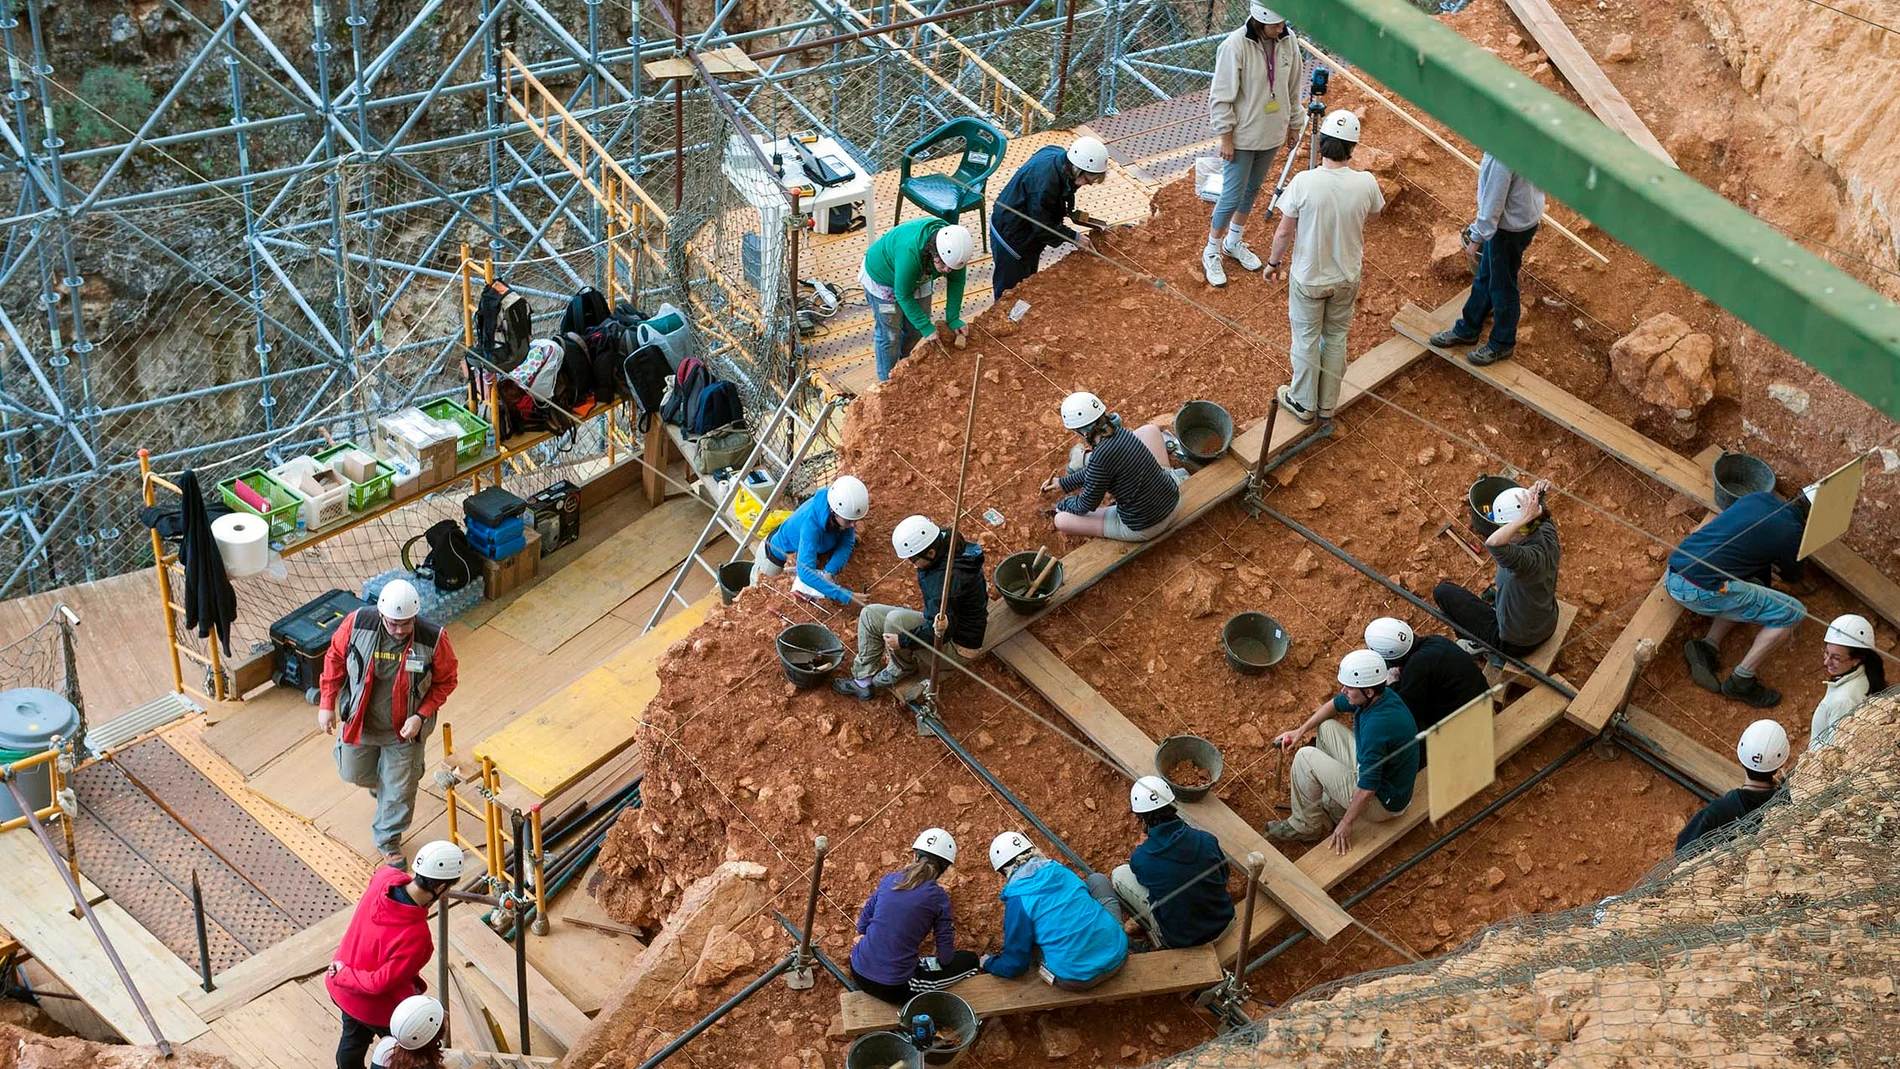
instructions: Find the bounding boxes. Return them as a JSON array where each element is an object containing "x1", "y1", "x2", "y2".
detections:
[{"x1": 1278, "y1": 0, "x2": 1900, "y2": 422}]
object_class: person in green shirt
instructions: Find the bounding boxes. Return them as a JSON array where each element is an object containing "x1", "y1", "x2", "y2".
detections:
[{"x1": 859, "y1": 219, "x2": 975, "y2": 381}]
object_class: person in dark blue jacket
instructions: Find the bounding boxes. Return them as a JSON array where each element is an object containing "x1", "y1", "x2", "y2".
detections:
[
  {"x1": 980, "y1": 832, "x2": 1128, "y2": 991},
  {"x1": 849, "y1": 828, "x2": 981, "y2": 1004},
  {"x1": 1112, "y1": 777, "x2": 1233, "y2": 949},
  {"x1": 1666, "y1": 487, "x2": 1815, "y2": 708},
  {"x1": 835, "y1": 515, "x2": 989, "y2": 700},
  {"x1": 990, "y1": 137, "x2": 1111, "y2": 299},
  {"x1": 755, "y1": 475, "x2": 869, "y2": 606}
]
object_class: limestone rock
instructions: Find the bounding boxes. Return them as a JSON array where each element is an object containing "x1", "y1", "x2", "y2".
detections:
[
  {"x1": 1484, "y1": 866, "x2": 1508, "y2": 890},
  {"x1": 1431, "y1": 227, "x2": 1470, "y2": 280},
  {"x1": 1039, "y1": 1018, "x2": 1083, "y2": 1059},
  {"x1": 691, "y1": 924, "x2": 758, "y2": 986},
  {"x1": 1609, "y1": 313, "x2": 1716, "y2": 416},
  {"x1": 1165, "y1": 564, "x2": 1220, "y2": 619},
  {"x1": 1603, "y1": 32, "x2": 1635, "y2": 62},
  {"x1": 1767, "y1": 382, "x2": 1811, "y2": 416}
]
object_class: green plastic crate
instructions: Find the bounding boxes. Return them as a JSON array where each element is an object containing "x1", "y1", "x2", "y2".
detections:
[
  {"x1": 313, "y1": 442, "x2": 395, "y2": 511},
  {"x1": 420, "y1": 399, "x2": 491, "y2": 461},
  {"x1": 218, "y1": 469, "x2": 302, "y2": 540}
]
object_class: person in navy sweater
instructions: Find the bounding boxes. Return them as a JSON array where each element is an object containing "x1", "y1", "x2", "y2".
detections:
[
  {"x1": 1112, "y1": 777, "x2": 1233, "y2": 949},
  {"x1": 1666, "y1": 487, "x2": 1816, "y2": 707},
  {"x1": 849, "y1": 828, "x2": 980, "y2": 1004}
]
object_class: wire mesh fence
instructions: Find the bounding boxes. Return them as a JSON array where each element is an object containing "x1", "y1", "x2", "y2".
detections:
[
  {"x1": 0, "y1": 604, "x2": 86, "y2": 737},
  {"x1": 1149, "y1": 694, "x2": 1900, "y2": 1069}
]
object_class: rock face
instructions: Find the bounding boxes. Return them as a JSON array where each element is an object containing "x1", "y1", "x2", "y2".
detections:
[
  {"x1": 1610, "y1": 313, "x2": 1717, "y2": 416},
  {"x1": 0, "y1": 1025, "x2": 233, "y2": 1069},
  {"x1": 690, "y1": 924, "x2": 758, "y2": 986}
]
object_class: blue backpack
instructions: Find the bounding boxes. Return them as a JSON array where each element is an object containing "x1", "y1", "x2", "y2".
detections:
[{"x1": 685, "y1": 379, "x2": 743, "y2": 436}]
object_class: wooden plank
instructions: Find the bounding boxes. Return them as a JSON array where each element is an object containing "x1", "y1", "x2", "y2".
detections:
[
  {"x1": 0, "y1": 832, "x2": 209, "y2": 1043},
  {"x1": 1499, "y1": 0, "x2": 1676, "y2": 166},
  {"x1": 979, "y1": 294, "x2": 1463, "y2": 655},
  {"x1": 524, "y1": 885, "x2": 645, "y2": 1015},
  {"x1": 1399, "y1": 300, "x2": 1900, "y2": 631},
  {"x1": 445, "y1": 964, "x2": 505, "y2": 1054},
  {"x1": 447, "y1": 910, "x2": 591, "y2": 1050},
  {"x1": 1620, "y1": 704, "x2": 1742, "y2": 797},
  {"x1": 206, "y1": 981, "x2": 336, "y2": 1069},
  {"x1": 839, "y1": 944, "x2": 1224, "y2": 1035},
  {"x1": 1564, "y1": 579, "x2": 1682, "y2": 733},
  {"x1": 1506, "y1": 601, "x2": 1578, "y2": 678},
  {"x1": 993, "y1": 633, "x2": 1353, "y2": 943},
  {"x1": 486, "y1": 495, "x2": 709, "y2": 654},
  {"x1": 474, "y1": 594, "x2": 715, "y2": 798},
  {"x1": 184, "y1": 907, "x2": 353, "y2": 1022}
]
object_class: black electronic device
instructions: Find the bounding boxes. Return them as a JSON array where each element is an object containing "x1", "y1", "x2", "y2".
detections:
[
  {"x1": 791, "y1": 135, "x2": 854, "y2": 188},
  {"x1": 1310, "y1": 66, "x2": 1330, "y2": 98}
]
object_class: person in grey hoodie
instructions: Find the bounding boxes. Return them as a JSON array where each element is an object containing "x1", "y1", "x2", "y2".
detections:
[
  {"x1": 1429, "y1": 152, "x2": 1546, "y2": 366},
  {"x1": 1202, "y1": 3, "x2": 1302, "y2": 287}
]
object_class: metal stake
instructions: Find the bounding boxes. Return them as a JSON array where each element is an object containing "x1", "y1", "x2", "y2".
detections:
[
  {"x1": 510, "y1": 807, "x2": 531, "y2": 1055},
  {"x1": 786, "y1": 835, "x2": 828, "y2": 990},
  {"x1": 190, "y1": 870, "x2": 214, "y2": 992},
  {"x1": 436, "y1": 890, "x2": 452, "y2": 1043},
  {"x1": 925, "y1": 355, "x2": 983, "y2": 710}
]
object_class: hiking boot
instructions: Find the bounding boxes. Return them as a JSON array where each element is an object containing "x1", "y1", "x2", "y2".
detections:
[
  {"x1": 1221, "y1": 233, "x2": 1262, "y2": 271},
  {"x1": 1429, "y1": 327, "x2": 1479, "y2": 348},
  {"x1": 1275, "y1": 385, "x2": 1315, "y2": 425},
  {"x1": 832, "y1": 677, "x2": 876, "y2": 701},
  {"x1": 1467, "y1": 342, "x2": 1514, "y2": 366},
  {"x1": 382, "y1": 852, "x2": 407, "y2": 870},
  {"x1": 1264, "y1": 819, "x2": 1326, "y2": 844},
  {"x1": 871, "y1": 662, "x2": 914, "y2": 689},
  {"x1": 1201, "y1": 245, "x2": 1228, "y2": 287},
  {"x1": 1721, "y1": 672, "x2": 1782, "y2": 708},
  {"x1": 1683, "y1": 638, "x2": 1723, "y2": 693}
]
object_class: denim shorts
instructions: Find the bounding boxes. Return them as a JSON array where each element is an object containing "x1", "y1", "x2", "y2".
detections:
[{"x1": 1664, "y1": 571, "x2": 1805, "y2": 629}]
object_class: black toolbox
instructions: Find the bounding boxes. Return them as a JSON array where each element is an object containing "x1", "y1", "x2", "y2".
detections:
[
  {"x1": 526, "y1": 480, "x2": 580, "y2": 556},
  {"x1": 463, "y1": 486, "x2": 527, "y2": 529},
  {"x1": 270, "y1": 589, "x2": 368, "y2": 697}
]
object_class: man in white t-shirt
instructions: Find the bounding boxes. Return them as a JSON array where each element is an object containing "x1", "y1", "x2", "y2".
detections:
[{"x1": 1263, "y1": 110, "x2": 1385, "y2": 423}]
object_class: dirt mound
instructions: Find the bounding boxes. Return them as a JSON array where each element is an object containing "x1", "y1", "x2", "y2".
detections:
[{"x1": 0, "y1": 1025, "x2": 234, "y2": 1069}]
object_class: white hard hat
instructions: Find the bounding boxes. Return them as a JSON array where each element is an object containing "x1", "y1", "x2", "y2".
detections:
[
  {"x1": 377, "y1": 578, "x2": 421, "y2": 621},
  {"x1": 1067, "y1": 135, "x2": 1109, "y2": 174},
  {"x1": 988, "y1": 831, "x2": 1033, "y2": 872},
  {"x1": 1338, "y1": 648, "x2": 1389, "y2": 689},
  {"x1": 829, "y1": 475, "x2": 870, "y2": 522},
  {"x1": 1825, "y1": 613, "x2": 1876, "y2": 650},
  {"x1": 1060, "y1": 391, "x2": 1107, "y2": 430},
  {"x1": 1491, "y1": 486, "x2": 1536, "y2": 527},
  {"x1": 913, "y1": 827, "x2": 956, "y2": 866},
  {"x1": 1130, "y1": 775, "x2": 1175, "y2": 814},
  {"x1": 1736, "y1": 719, "x2": 1789, "y2": 774},
  {"x1": 934, "y1": 224, "x2": 975, "y2": 270},
  {"x1": 389, "y1": 995, "x2": 444, "y2": 1050},
  {"x1": 1364, "y1": 617, "x2": 1415, "y2": 660},
  {"x1": 1320, "y1": 109, "x2": 1361, "y2": 143},
  {"x1": 411, "y1": 840, "x2": 466, "y2": 881},
  {"x1": 1248, "y1": 3, "x2": 1285, "y2": 23},
  {"x1": 892, "y1": 515, "x2": 942, "y2": 560}
]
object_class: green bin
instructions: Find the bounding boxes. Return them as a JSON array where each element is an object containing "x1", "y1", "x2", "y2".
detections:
[
  {"x1": 219, "y1": 469, "x2": 302, "y2": 540},
  {"x1": 313, "y1": 442, "x2": 396, "y2": 511},
  {"x1": 420, "y1": 398, "x2": 492, "y2": 461}
]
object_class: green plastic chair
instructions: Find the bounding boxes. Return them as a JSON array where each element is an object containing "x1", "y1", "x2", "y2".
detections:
[{"x1": 893, "y1": 117, "x2": 1008, "y2": 251}]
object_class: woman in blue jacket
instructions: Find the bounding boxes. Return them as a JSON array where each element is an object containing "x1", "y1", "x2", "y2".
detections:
[
  {"x1": 755, "y1": 475, "x2": 869, "y2": 605},
  {"x1": 849, "y1": 828, "x2": 980, "y2": 1004},
  {"x1": 980, "y1": 832, "x2": 1128, "y2": 991}
]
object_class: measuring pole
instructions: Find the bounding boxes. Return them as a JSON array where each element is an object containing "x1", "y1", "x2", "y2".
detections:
[
  {"x1": 927, "y1": 355, "x2": 983, "y2": 704},
  {"x1": 786, "y1": 835, "x2": 828, "y2": 989}
]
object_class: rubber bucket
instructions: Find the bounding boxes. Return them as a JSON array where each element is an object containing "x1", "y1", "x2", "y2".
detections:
[
  {"x1": 1712, "y1": 451, "x2": 1775, "y2": 510},
  {"x1": 717, "y1": 561, "x2": 755, "y2": 604},
  {"x1": 995, "y1": 550, "x2": 1063, "y2": 615},
  {"x1": 1220, "y1": 612, "x2": 1287, "y2": 675},
  {"x1": 1467, "y1": 475, "x2": 1521, "y2": 537},
  {"x1": 1155, "y1": 735, "x2": 1223, "y2": 803},
  {"x1": 846, "y1": 1032, "x2": 922, "y2": 1069},
  {"x1": 1174, "y1": 400, "x2": 1234, "y2": 465},
  {"x1": 775, "y1": 623, "x2": 844, "y2": 689},
  {"x1": 900, "y1": 991, "x2": 980, "y2": 1066}
]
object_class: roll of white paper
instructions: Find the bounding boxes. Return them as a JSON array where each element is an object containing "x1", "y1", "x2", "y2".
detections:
[{"x1": 211, "y1": 512, "x2": 269, "y2": 578}]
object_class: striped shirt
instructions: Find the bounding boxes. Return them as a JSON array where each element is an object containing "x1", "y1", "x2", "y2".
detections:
[{"x1": 1057, "y1": 424, "x2": 1180, "y2": 532}]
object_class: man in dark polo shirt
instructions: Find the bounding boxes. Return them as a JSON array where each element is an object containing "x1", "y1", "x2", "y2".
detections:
[
  {"x1": 1677, "y1": 719, "x2": 1787, "y2": 853},
  {"x1": 1266, "y1": 649, "x2": 1420, "y2": 854}
]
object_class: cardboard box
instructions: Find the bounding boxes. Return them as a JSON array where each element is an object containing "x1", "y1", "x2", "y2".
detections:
[
  {"x1": 339, "y1": 449, "x2": 380, "y2": 484},
  {"x1": 377, "y1": 407, "x2": 460, "y2": 489},
  {"x1": 482, "y1": 528, "x2": 539, "y2": 600}
]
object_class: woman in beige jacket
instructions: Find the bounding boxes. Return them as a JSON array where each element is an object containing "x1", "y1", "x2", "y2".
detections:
[{"x1": 1203, "y1": 3, "x2": 1303, "y2": 287}]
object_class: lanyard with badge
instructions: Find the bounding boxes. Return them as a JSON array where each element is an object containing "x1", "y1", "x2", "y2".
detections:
[{"x1": 1259, "y1": 34, "x2": 1281, "y2": 116}]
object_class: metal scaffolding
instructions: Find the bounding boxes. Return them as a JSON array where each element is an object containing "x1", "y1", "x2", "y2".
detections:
[{"x1": 0, "y1": 0, "x2": 1233, "y2": 597}]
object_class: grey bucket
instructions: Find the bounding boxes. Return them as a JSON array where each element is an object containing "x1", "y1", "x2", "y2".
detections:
[
  {"x1": 775, "y1": 623, "x2": 844, "y2": 688},
  {"x1": 1220, "y1": 612, "x2": 1288, "y2": 675},
  {"x1": 1467, "y1": 475, "x2": 1521, "y2": 537},
  {"x1": 1174, "y1": 400, "x2": 1234, "y2": 464},
  {"x1": 900, "y1": 991, "x2": 980, "y2": 1066},
  {"x1": 1155, "y1": 734, "x2": 1224, "y2": 803},
  {"x1": 1712, "y1": 451, "x2": 1775, "y2": 510},
  {"x1": 717, "y1": 561, "x2": 755, "y2": 604},
  {"x1": 995, "y1": 550, "x2": 1063, "y2": 615},
  {"x1": 0, "y1": 688, "x2": 80, "y2": 821},
  {"x1": 846, "y1": 1032, "x2": 922, "y2": 1069}
]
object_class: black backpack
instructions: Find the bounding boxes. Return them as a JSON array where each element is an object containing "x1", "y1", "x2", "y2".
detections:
[
  {"x1": 618, "y1": 342, "x2": 671, "y2": 416},
  {"x1": 475, "y1": 280, "x2": 533, "y2": 372},
  {"x1": 560, "y1": 287, "x2": 610, "y2": 337},
  {"x1": 661, "y1": 356, "x2": 710, "y2": 426},
  {"x1": 415, "y1": 519, "x2": 479, "y2": 592}
]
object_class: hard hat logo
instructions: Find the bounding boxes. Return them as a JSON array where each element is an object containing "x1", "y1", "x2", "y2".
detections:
[
  {"x1": 988, "y1": 831, "x2": 1033, "y2": 871},
  {"x1": 1130, "y1": 774, "x2": 1175, "y2": 813},
  {"x1": 892, "y1": 515, "x2": 943, "y2": 560},
  {"x1": 1320, "y1": 109, "x2": 1361, "y2": 143}
]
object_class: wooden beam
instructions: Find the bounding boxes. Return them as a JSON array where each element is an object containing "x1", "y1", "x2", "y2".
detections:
[
  {"x1": 838, "y1": 944, "x2": 1223, "y2": 1035},
  {"x1": 447, "y1": 911, "x2": 592, "y2": 1050},
  {"x1": 978, "y1": 294, "x2": 1464, "y2": 655},
  {"x1": 1564, "y1": 579, "x2": 1682, "y2": 733},
  {"x1": 1499, "y1": 0, "x2": 1676, "y2": 166},
  {"x1": 1620, "y1": 704, "x2": 1742, "y2": 797},
  {"x1": 183, "y1": 908, "x2": 354, "y2": 1022},
  {"x1": 993, "y1": 634, "x2": 1353, "y2": 943},
  {"x1": 1503, "y1": 600, "x2": 1578, "y2": 681},
  {"x1": 1396, "y1": 301, "x2": 1900, "y2": 632}
]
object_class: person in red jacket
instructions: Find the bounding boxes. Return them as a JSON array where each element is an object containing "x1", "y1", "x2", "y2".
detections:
[
  {"x1": 318, "y1": 579, "x2": 459, "y2": 868},
  {"x1": 325, "y1": 840, "x2": 465, "y2": 1069}
]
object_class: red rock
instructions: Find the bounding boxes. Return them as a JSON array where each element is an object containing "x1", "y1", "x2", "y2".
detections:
[{"x1": 1610, "y1": 312, "x2": 1717, "y2": 416}]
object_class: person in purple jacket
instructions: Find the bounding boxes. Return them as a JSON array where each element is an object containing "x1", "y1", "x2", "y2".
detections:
[{"x1": 849, "y1": 828, "x2": 980, "y2": 1004}]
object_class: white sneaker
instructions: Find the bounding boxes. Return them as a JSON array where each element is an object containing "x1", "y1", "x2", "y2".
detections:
[
  {"x1": 1222, "y1": 235, "x2": 1262, "y2": 271},
  {"x1": 1201, "y1": 245, "x2": 1227, "y2": 287}
]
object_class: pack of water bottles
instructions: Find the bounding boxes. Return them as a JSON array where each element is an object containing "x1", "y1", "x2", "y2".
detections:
[{"x1": 363, "y1": 568, "x2": 482, "y2": 624}]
